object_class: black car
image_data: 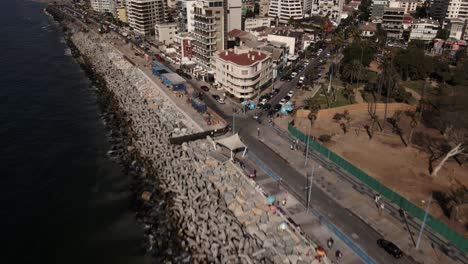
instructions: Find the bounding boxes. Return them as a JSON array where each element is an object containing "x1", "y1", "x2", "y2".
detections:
[
  {"x1": 201, "y1": 85, "x2": 209, "y2": 92},
  {"x1": 262, "y1": 103, "x2": 271, "y2": 110},
  {"x1": 377, "y1": 239, "x2": 403, "y2": 259},
  {"x1": 212, "y1": 94, "x2": 220, "y2": 100},
  {"x1": 273, "y1": 104, "x2": 282, "y2": 112}
]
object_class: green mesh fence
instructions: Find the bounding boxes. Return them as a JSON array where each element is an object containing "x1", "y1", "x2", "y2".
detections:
[{"x1": 288, "y1": 123, "x2": 468, "y2": 253}]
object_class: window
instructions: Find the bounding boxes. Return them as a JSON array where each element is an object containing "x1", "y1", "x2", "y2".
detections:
[{"x1": 241, "y1": 70, "x2": 249, "y2": 75}]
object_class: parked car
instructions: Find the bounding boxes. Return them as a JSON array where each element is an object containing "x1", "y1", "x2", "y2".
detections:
[
  {"x1": 273, "y1": 104, "x2": 282, "y2": 112},
  {"x1": 262, "y1": 103, "x2": 271, "y2": 110},
  {"x1": 279, "y1": 99, "x2": 287, "y2": 105},
  {"x1": 201, "y1": 85, "x2": 209, "y2": 92},
  {"x1": 287, "y1": 90, "x2": 294, "y2": 97},
  {"x1": 290, "y1": 72, "x2": 298, "y2": 78},
  {"x1": 217, "y1": 97, "x2": 226, "y2": 104},
  {"x1": 284, "y1": 95, "x2": 291, "y2": 101},
  {"x1": 377, "y1": 239, "x2": 403, "y2": 259},
  {"x1": 212, "y1": 94, "x2": 220, "y2": 101}
]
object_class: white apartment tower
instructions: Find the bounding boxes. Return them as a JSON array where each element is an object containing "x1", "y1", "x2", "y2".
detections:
[
  {"x1": 190, "y1": 0, "x2": 226, "y2": 69},
  {"x1": 431, "y1": 0, "x2": 468, "y2": 21},
  {"x1": 302, "y1": 0, "x2": 313, "y2": 14},
  {"x1": 127, "y1": 0, "x2": 167, "y2": 36},
  {"x1": 91, "y1": 0, "x2": 116, "y2": 13},
  {"x1": 259, "y1": 0, "x2": 270, "y2": 16},
  {"x1": 268, "y1": 0, "x2": 304, "y2": 24}
]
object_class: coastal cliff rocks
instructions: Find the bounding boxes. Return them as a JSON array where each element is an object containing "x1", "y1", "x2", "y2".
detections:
[{"x1": 65, "y1": 23, "x2": 321, "y2": 264}]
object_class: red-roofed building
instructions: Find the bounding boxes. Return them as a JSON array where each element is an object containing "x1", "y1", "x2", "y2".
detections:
[{"x1": 214, "y1": 47, "x2": 273, "y2": 99}]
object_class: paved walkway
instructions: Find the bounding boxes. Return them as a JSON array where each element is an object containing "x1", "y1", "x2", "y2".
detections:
[{"x1": 235, "y1": 153, "x2": 361, "y2": 264}]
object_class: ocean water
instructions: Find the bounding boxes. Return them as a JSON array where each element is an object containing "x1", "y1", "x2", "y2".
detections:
[{"x1": 0, "y1": 1, "x2": 151, "y2": 263}]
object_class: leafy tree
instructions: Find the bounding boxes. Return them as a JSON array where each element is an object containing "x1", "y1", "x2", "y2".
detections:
[
  {"x1": 436, "y1": 28, "x2": 450, "y2": 40},
  {"x1": 394, "y1": 47, "x2": 433, "y2": 80},
  {"x1": 343, "y1": 39, "x2": 375, "y2": 67},
  {"x1": 378, "y1": 57, "x2": 400, "y2": 130}
]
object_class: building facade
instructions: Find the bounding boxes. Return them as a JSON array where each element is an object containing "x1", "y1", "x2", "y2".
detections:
[
  {"x1": 127, "y1": 0, "x2": 167, "y2": 36},
  {"x1": 245, "y1": 17, "x2": 272, "y2": 31},
  {"x1": 311, "y1": 0, "x2": 344, "y2": 23},
  {"x1": 213, "y1": 48, "x2": 273, "y2": 99},
  {"x1": 91, "y1": 0, "x2": 116, "y2": 13},
  {"x1": 227, "y1": 0, "x2": 242, "y2": 32},
  {"x1": 446, "y1": 0, "x2": 468, "y2": 20},
  {"x1": 382, "y1": 7, "x2": 405, "y2": 38},
  {"x1": 259, "y1": 0, "x2": 270, "y2": 16},
  {"x1": 175, "y1": 32, "x2": 195, "y2": 63},
  {"x1": 268, "y1": 0, "x2": 304, "y2": 24},
  {"x1": 449, "y1": 18, "x2": 467, "y2": 40},
  {"x1": 155, "y1": 23, "x2": 178, "y2": 44},
  {"x1": 408, "y1": 19, "x2": 439, "y2": 41},
  {"x1": 190, "y1": 0, "x2": 226, "y2": 69}
]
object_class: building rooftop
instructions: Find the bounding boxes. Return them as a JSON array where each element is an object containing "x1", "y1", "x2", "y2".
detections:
[
  {"x1": 414, "y1": 18, "x2": 439, "y2": 26},
  {"x1": 359, "y1": 23, "x2": 377, "y2": 32},
  {"x1": 217, "y1": 48, "x2": 269, "y2": 66}
]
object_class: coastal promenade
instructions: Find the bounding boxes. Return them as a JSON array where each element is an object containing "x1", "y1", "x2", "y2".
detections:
[{"x1": 50, "y1": 7, "x2": 339, "y2": 263}]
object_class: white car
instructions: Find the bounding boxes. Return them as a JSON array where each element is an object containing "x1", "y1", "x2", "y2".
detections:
[
  {"x1": 318, "y1": 48, "x2": 323, "y2": 52},
  {"x1": 299, "y1": 76, "x2": 305, "y2": 81},
  {"x1": 279, "y1": 98, "x2": 287, "y2": 105},
  {"x1": 217, "y1": 97, "x2": 226, "y2": 104},
  {"x1": 326, "y1": 53, "x2": 331, "y2": 57},
  {"x1": 287, "y1": 90, "x2": 294, "y2": 97},
  {"x1": 290, "y1": 72, "x2": 298, "y2": 78}
]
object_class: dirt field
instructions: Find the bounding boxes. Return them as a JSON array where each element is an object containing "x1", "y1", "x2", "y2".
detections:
[{"x1": 293, "y1": 103, "x2": 468, "y2": 236}]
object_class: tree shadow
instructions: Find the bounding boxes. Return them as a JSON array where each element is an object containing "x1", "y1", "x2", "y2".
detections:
[{"x1": 432, "y1": 191, "x2": 452, "y2": 218}]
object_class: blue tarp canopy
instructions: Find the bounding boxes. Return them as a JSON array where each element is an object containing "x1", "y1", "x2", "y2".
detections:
[{"x1": 280, "y1": 102, "x2": 293, "y2": 114}]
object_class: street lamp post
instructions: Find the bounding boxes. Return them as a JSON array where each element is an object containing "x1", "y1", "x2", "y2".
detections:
[
  {"x1": 416, "y1": 194, "x2": 433, "y2": 250},
  {"x1": 304, "y1": 125, "x2": 311, "y2": 166},
  {"x1": 306, "y1": 165, "x2": 321, "y2": 213}
]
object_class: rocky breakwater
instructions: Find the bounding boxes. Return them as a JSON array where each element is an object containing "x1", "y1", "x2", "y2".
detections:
[
  {"x1": 187, "y1": 139, "x2": 325, "y2": 264},
  {"x1": 68, "y1": 28, "x2": 272, "y2": 263}
]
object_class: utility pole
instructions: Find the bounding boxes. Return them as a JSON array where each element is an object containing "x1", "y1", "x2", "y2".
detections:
[
  {"x1": 416, "y1": 194, "x2": 432, "y2": 250},
  {"x1": 232, "y1": 108, "x2": 236, "y2": 134}
]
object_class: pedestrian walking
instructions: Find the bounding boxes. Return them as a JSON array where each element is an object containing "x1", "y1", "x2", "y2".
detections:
[
  {"x1": 290, "y1": 144, "x2": 294, "y2": 150},
  {"x1": 257, "y1": 127, "x2": 260, "y2": 137},
  {"x1": 335, "y1": 250, "x2": 343, "y2": 259},
  {"x1": 374, "y1": 193, "x2": 381, "y2": 207},
  {"x1": 379, "y1": 202, "x2": 385, "y2": 216},
  {"x1": 327, "y1": 237, "x2": 334, "y2": 249}
]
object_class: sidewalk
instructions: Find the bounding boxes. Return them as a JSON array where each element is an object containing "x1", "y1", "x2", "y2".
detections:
[
  {"x1": 257, "y1": 121, "x2": 464, "y2": 264},
  {"x1": 235, "y1": 153, "x2": 361, "y2": 264}
]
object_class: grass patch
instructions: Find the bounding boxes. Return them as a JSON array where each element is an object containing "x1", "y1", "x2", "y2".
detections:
[
  {"x1": 402, "y1": 80, "x2": 425, "y2": 95},
  {"x1": 309, "y1": 86, "x2": 353, "y2": 109}
]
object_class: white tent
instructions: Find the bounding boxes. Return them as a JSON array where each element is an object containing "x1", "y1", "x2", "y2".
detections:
[{"x1": 215, "y1": 133, "x2": 247, "y2": 160}]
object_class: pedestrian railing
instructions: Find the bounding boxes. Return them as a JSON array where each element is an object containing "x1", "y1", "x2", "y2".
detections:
[{"x1": 287, "y1": 123, "x2": 468, "y2": 253}]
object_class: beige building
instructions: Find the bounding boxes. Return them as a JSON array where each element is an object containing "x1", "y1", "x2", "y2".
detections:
[
  {"x1": 213, "y1": 47, "x2": 273, "y2": 99},
  {"x1": 116, "y1": 5, "x2": 128, "y2": 23},
  {"x1": 155, "y1": 23, "x2": 178, "y2": 45},
  {"x1": 409, "y1": 19, "x2": 439, "y2": 42},
  {"x1": 245, "y1": 17, "x2": 272, "y2": 31},
  {"x1": 127, "y1": 0, "x2": 167, "y2": 36},
  {"x1": 259, "y1": 0, "x2": 270, "y2": 16}
]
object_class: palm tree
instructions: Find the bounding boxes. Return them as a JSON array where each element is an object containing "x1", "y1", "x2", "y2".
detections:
[
  {"x1": 342, "y1": 60, "x2": 363, "y2": 84},
  {"x1": 378, "y1": 56, "x2": 399, "y2": 131}
]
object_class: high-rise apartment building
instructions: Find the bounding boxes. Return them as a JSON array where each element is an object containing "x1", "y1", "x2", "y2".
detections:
[
  {"x1": 190, "y1": 0, "x2": 226, "y2": 69},
  {"x1": 127, "y1": 0, "x2": 167, "y2": 36},
  {"x1": 177, "y1": 0, "x2": 195, "y2": 32},
  {"x1": 431, "y1": 0, "x2": 468, "y2": 21},
  {"x1": 302, "y1": 0, "x2": 313, "y2": 14},
  {"x1": 382, "y1": 7, "x2": 405, "y2": 38},
  {"x1": 268, "y1": 0, "x2": 303, "y2": 24},
  {"x1": 91, "y1": 0, "x2": 116, "y2": 13}
]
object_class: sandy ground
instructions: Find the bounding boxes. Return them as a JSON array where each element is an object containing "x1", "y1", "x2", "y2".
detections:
[{"x1": 292, "y1": 104, "x2": 468, "y2": 235}]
